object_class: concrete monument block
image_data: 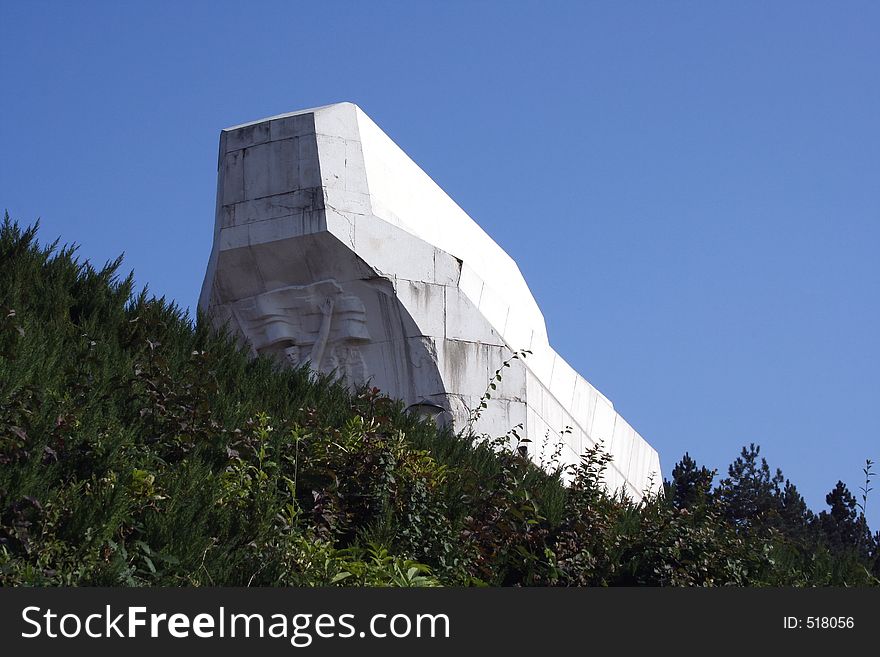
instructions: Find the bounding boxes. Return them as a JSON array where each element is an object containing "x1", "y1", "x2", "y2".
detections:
[{"x1": 200, "y1": 102, "x2": 661, "y2": 499}]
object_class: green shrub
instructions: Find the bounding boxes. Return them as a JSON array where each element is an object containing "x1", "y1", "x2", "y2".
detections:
[{"x1": 0, "y1": 215, "x2": 876, "y2": 586}]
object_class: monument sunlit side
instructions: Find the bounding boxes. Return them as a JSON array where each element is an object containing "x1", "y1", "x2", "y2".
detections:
[{"x1": 199, "y1": 102, "x2": 661, "y2": 499}]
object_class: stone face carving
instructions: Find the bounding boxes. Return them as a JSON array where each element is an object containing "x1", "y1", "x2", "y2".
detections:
[
  {"x1": 200, "y1": 102, "x2": 662, "y2": 499},
  {"x1": 232, "y1": 280, "x2": 369, "y2": 384}
]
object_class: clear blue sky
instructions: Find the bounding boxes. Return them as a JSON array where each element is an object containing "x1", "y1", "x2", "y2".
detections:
[{"x1": 2, "y1": 1, "x2": 878, "y2": 530}]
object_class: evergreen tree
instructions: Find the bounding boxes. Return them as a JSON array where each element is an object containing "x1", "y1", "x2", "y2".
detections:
[
  {"x1": 717, "y1": 443, "x2": 783, "y2": 530},
  {"x1": 777, "y1": 480, "x2": 816, "y2": 543},
  {"x1": 817, "y1": 481, "x2": 872, "y2": 559},
  {"x1": 665, "y1": 452, "x2": 714, "y2": 511}
]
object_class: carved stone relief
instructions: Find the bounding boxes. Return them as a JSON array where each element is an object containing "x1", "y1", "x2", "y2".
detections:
[{"x1": 231, "y1": 279, "x2": 370, "y2": 386}]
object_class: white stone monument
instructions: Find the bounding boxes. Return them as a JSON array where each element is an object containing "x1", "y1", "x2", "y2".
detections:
[{"x1": 199, "y1": 103, "x2": 661, "y2": 499}]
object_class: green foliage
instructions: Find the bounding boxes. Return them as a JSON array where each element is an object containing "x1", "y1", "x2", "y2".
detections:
[
  {"x1": 717, "y1": 443, "x2": 785, "y2": 530},
  {"x1": 665, "y1": 452, "x2": 715, "y2": 511},
  {"x1": 0, "y1": 215, "x2": 876, "y2": 586}
]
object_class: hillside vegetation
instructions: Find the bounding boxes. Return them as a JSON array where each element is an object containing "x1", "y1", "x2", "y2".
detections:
[{"x1": 1, "y1": 216, "x2": 877, "y2": 586}]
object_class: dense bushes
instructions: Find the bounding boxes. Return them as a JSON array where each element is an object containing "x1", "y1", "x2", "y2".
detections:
[{"x1": 0, "y1": 216, "x2": 877, "y2": 586}]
